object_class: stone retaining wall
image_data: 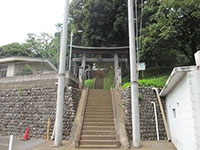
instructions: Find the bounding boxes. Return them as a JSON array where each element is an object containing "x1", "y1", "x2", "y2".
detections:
[
  {"x1": 0, "y1": 86, "x2": 81, "y2": 139},
  {"x1": 120, "y1": 86, "x2": 167, "y2": 141}
]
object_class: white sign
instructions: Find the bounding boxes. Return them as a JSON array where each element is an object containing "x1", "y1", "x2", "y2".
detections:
[{"x1": 137, "y1": 62, "x2": 146, "y2": 71}]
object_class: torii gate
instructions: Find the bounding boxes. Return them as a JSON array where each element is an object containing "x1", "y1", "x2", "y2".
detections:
[
  {"x1": 70, "y1": 45, "x2": 129, "y2": 88},
  {"x1": 55, "y1": 0, "x2": 140, "y2": 148}
]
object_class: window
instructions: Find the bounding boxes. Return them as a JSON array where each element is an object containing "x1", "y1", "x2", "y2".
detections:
[
  {"x1": 0, "y1": 65, "x2": 7, "y2": 78},
  {"x1": 172, "y1": 108, "x2": 176, "y2": 118}
]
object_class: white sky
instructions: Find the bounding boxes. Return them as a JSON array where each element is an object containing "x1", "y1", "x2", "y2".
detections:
[{"x1": 0, "y1": 0, "x2": 68, "y2": 46}]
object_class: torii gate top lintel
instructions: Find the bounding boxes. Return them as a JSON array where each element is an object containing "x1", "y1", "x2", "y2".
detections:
[{"x1": 71, "y1": 45, "x2": 129, "y2": 54}]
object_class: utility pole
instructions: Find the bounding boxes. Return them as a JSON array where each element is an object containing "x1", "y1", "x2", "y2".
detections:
[
  {"x1": 54, "y1": 0, "x2": 70, "y2": 146},
  {"x1": 128, "y1": 0, "x2": 141, "y2": 147}
]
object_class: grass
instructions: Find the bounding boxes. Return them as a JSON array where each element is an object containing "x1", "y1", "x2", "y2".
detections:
[
  {"x1": 122, "y1": 75, "x2": 169, "y2": 88},
  {"x1": 104, "y1": 77, "x2": 114, "y2": 89}
]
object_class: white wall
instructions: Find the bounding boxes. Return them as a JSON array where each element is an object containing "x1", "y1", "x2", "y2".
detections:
[
  {"x1": 6, "y1": 63, "x2": 15, "y2": 77},
  {"x1": 188, "y1": 70, "x2": 200, "y2": 150},
  {"x1": 166, "y1": 75, "x2": 197, "y2": 150}
]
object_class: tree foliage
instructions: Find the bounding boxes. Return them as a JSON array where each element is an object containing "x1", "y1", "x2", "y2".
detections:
[
  {"x1": 0, "y1": 42, "x2": 31, "y2": 58},
  {"x1": 0, "y1": 32, "x2": 60, "y2": 66},
  {"x1": 140, "y1": 0, "x2": 200, "y2": 66},
  {"x1": 69, "y1": 0, "x2": 128, "y2": 46}
]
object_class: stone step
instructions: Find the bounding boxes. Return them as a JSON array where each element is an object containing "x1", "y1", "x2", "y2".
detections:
[
  {"x1": 81, "y1": 135, "x2": 116, "y2": 140},
  {"x1": 80, "y1": 140, "x2": 117, "y2": 145},
  {"x1": 81, "y1": 130, "x2": 116, "y2": 135},
  {"x1": 86, "y1": 105, "x2": 112, "y2": 108},
  {"x1": 87, "y1": 98, "x2": 111, "y2": 102},
  {"x1": 83, "y1": 122, "x2": 114, "y2": 126},
  {"x1": 82, "y1": 126, "x2": 115, "y2": 130},
  {"x1": 86, "y1": 108, "x2": 112, "y2": 112},
  {"x1": 87, "y1": 102, "x2": 112, "y2": 105},
  {"x1": 86, "y1": 106, "x2": 112, "y2": 109},
  {"x1": 79, "y1": 144, "x2": 118, "y2": 149},
  {"x1": 86, "y1": 103, "x2": 112, "y2": 106},
  {"x1": 85, "y1": 111, "x2": 113, "y2": 115},
  {"x1": 84, "y1": 118, "x2": 114, "y2": 122},
  {"x1": 84, "y1": 114, "x2": 113, "y2": 118}
]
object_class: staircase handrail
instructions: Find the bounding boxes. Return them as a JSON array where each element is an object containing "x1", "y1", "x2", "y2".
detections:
[
  {"x1": 75, "y1": 88, "x2": 89, "y2": 147},
  {"x1": 111, "y1": 88, "x2": 121, "y2": 147}
]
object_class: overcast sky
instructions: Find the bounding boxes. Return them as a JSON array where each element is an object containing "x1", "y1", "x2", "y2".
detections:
[{"x1": 0, "y1": 0, "x2": 68, "y2": 46}]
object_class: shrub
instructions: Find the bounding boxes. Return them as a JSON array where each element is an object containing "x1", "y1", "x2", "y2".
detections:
[{"x1": 85, "y1": 78, "x2": 95, "y2": 89}]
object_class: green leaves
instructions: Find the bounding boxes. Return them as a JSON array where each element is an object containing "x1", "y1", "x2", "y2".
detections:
[
  {"x1": 141, "y1": 0, "x2": 200, "y2": 67},
  {"x1": 69, "y1": 0, "x2": 128, "y2": 47}
]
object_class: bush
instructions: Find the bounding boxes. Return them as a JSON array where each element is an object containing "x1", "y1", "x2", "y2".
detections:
[
  {"x1": 122, "y1": 75, "x2": 169, "y2": 88},
  {"x1": 104, "y1": 77, "x2": 114, "y2": 89},
  {"x1": 85, "y1": 78, "x2": 95, "y2": 89},
  {"x1": 122, "y1": 82, "x2": 131, "y2": 88}
]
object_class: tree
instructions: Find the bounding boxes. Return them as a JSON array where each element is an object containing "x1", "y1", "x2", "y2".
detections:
[
  {"x1": 25, "y1": 33, "x2": 60, "y2": 66},
  {"x1": 140, "y1": 0, "x2": 200, "y2": 67},
  {"x1": 0, "y1": 42, "x2": 31, "y2": 58},
  {"x1": 69, "y1": 0, "x2": 129, "y2": 47}
]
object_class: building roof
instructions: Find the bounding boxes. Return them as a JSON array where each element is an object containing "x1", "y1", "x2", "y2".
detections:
[
  {"x1": 0, "y1": 56, "x2": 57, "y2": 71},
  {"x1": 160, "y1": 66, "x2": 197, "y2": 97}
]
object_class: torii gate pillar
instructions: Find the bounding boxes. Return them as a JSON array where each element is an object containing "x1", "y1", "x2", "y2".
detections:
[{"x1": 114, "y1": 53, "x2": 122, "y2": 88}]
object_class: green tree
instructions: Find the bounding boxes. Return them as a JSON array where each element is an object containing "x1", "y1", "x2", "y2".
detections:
[
  {"x1": 25, "y1": 32, "x2": 60, "y2": 66},
  {"x1": 69, "y1": 0, "x2": 129, "y2": 47},
  {"x1": 0, "y1": 42, "x2": 31, "y2": 58},
  {"x1": 140, "y1": 0, "x2": 200, "y2": 67}
]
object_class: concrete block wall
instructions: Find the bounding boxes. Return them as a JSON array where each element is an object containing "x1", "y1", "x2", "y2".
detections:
[
  {"x1": 0, "y1": 86, "x2": 81, "y2": 139},
  {"x1": 120, "y1": 86, "x2": 167, "y2": 141}
]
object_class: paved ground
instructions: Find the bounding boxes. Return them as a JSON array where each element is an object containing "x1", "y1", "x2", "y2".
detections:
[
  {"x1": 29, "y1": 140, "x2": 176, "y2": 150},
  {"x1": 0, "y1": 136, "x2": 45, "y2": 150},
  {"x1": 0, "y1": 136, "x2": 176, "y2": 150}
]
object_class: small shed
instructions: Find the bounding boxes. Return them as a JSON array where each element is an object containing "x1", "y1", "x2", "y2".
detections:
[
  {"x1": 160, "y1": 65, "x2": 200, "y2": 150},
  {"x1": 0, "y1": 56, "x2": 57, "y2": 77}
]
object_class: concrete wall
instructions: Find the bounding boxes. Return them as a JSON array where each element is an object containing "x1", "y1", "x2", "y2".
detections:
[
  {"x1": 0, "y1": 72, "x2": 79, "y2": 89},
  {"x1": 120, "y1": 87, "x2": 167, "y2": 141},
  {"x1": 188, "y1": 70, "x2": 200, "y2": 150},
  {"x1": 166, "y1": 75, "x2": 196, "y2": 150}
]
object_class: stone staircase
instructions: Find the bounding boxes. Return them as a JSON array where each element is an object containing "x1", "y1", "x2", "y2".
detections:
[
  {"x1": 78, "y1": 89, "x2": 120, "y2": 149},
  {"x1": 94, "y1": 78, "x2": 104, "y2": 89}
]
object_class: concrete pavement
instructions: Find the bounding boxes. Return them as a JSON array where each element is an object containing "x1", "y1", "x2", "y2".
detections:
[
  {"x1": 0, "y1": 136, "x2": 45, "y2": 150},
  {"x1": 0, "y1": 136, "x2": 176, "y2": 150}
]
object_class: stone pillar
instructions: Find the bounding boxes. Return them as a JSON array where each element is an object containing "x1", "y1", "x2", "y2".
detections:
[
  {"x1": 73, "y1": 54, "x2": 77, "y2": 76},
  {"x1": 114, "y1": 53, "x2": 119, "y2": 88},
  {"x1": 81, "y1": 53, "x2": 86, "y2": 70},
  {"x1": 117, "y1": 67, "x2": 122, "y2": 88},
  {"x1": 79, "y1": 66, "x2": 83, "y2": 88}
]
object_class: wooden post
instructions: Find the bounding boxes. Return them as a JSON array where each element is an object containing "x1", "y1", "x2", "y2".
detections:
[
  {"x1": 153, "y1": 88, "x2": 171, "y2": 141},
  {"x1": 47, "y1": 118, "x2": 50, "y2": 140}
]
